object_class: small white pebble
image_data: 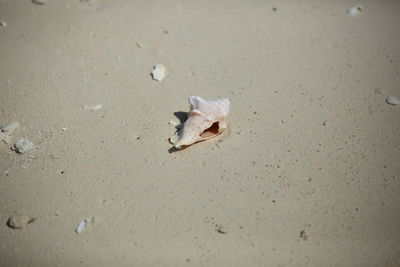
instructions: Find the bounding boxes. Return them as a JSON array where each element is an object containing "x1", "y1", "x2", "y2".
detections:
[
  {"x1": 55, "y1": 211, "x2": 61, "y2": 216},
  {"x1": 348, "y1": 5, "x2": 362, "y2": 16},
  {"x1": 0, "y1": 20, "x2": 7, "y2": 28},
  {"x1": 62, "y1": 127, "x2": 68, "y2": 131},
  {"x1": 386, "y1": 96, "x2": 400, "y2": 105}
]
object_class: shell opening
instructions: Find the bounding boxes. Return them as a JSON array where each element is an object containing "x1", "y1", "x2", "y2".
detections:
[{"x1": 200, "y1": 122, "x2": 220, "y2": 138}]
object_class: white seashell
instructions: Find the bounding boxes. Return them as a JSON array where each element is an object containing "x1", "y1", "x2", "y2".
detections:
[
  {"x1": 151, "y1": 64, "x2": 166, "y2": 81},
  {"x1": 75, "y1": 217, "x2": 95, "y2": 233},
  {"x1": 0, "y1": 20, "x2": 7, "y2": 28},
  {"x1": 75, "y1": 220, "x2": 87, "y2": 233},
  {"x1": 170, "y1": 96, "x2": 230, "y2": 149},
  {"x1": 13, "y1": 138, "x2": 34, "y2": 154},
  {"x1": 83, "y1": 104, "x2": 102, "y2": 111},
  {"x1": 348, "y1": 5, "x2": 362, "y2": 16},
  {"x1": 386, "y1": 96, "x2": 400, "y2": 105}
]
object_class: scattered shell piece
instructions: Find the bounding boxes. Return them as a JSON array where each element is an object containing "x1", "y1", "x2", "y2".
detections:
[
  {"x1": 32, "y1": 0, "x2": 46, "y2": 5},
  {"x1": 75, "y1": 217, "x2": 95, "y2": 233},
  {"x1": 215, "y1": 224, "x2": 229, "y2": 234},
  {"x1": 83, "y1": 104, "x2": 102, "y2": 111},
  {"x1": 7, "y1": 215, "x2": 36, "y2": 229},
  {"x1": 55, "y1": 211, "x2": 61, "y2": 216},
  {"x1": 170, "y1": 96, "x2": 230, "y2": 149},
  {"x1": 151, "y1": 64, "x2": 166, "y2": 81},
  {"x1": 13, "y1": 138, "x2": 34, "y2": 154},
  {"x1": 0, "y1": 20, "x2": 7, "y2": 28},
  {"x1": 348, "y1": 5, "x2": 362, "y2": 16},
  {"x1": 75, "y1": 220, "x2": 87, "y2": 233},
  {"x1": 136, "y1": 42, "x2": 143, "y2": 48},
  {"x1": 386, "y1": 96, "x2": 400, "y2": 105},
  {"x1": 300, "y1": 230, "x2": 309, "y2": 241},
  {"x1": 0, "y1": 121, "x2": 19, "y2": 144},
  {"x1": 322, "y1": 120, "x2": 328, "y2": 126}
]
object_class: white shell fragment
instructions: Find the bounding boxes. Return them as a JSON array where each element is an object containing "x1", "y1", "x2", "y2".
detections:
[
  {"x1": 0, "y1": 121, "x2": 19, "y2": 144},
  {"x1": 0, "y1": 20, "x2": 7, "y2": 28},
  {"x1": 170, "y1": 96, "x2": 230, "y2": 149},
  {"x1": 151, "y1": 64, "x2": 166, "y2": 81},
  {"x1": 75, "y1": 217, "x2": 95, "y2": 233},
  {"x1": 83, "y1": 104, "x2": 102, "y2": 111},
  {"x1": 75, "y1": 220, "x2": 87, "y2": 233},
  {"x1": 348, "y1": 5, "x2": 362, "y2": 16},
  {"x1": 386, "y1": 96, "x2": 400, "y2": 105},
  {"x1": 13, "y1": 138, "x2": 34, "y2": 154}
]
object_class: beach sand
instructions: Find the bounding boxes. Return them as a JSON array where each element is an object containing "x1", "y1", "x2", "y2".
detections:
[{"x1": 0, "y1": 0, "x2": 399, "y2": 266}]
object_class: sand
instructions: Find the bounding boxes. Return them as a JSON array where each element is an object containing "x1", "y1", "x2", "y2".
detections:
[{"x1": 0, "y1": 0, "x2": 399, "y2": 266}]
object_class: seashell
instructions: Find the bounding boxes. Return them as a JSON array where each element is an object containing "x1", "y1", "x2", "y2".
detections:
[
  {"x1": 13, "y1": 138, "x2": 34, "y2": 154},
  {"x1": 170, "y1": 96, "x2": 230, "y2": 149},
  {"x1": 348, "y1": 5, "x2": 362, "y2": 16},
  {"x1": 151, "y1": 64, "x2": 166, "y2": 81},
  {"x1": 386, "y1": 96, "x2": 400, "y2": 105}
]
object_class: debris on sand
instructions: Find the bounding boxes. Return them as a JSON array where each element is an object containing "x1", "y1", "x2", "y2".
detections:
[
  {"x1": 386, "y1": 96, "x2": 400, "y2": 105},
  {"x1": 215, "y1": 224, "x2": 229, "y2": 234},
  {"x1": 7, "y1": 215, "x2": 36, "y2": 229},
  {"x1": 348, "y1": 5, "x2": 362, "y2": 16},
  {"x1": 0, "y1": 121, "x2": 19, "y2": 144},
  {"x1": 151, "y1": 64, "x2": 166, "y2": 82},
  {"x1": 0, "y1": 20, "x2": 7, "y2": 28},
  {"x1": 83, "y1": 104, "x2": 102, "y2": 111},
  {"x1": 300, "y1": 230, "x2": 309, "y2": 241},
  {"x1": 32, "y1": 0, "x2": 46, "y2": 5},
  {"x1": 75, "y1": 217, "x2": 95, "y2": 233},
  {"x1": 13, "y1": 138, "x2": 34, "y2": 154}
]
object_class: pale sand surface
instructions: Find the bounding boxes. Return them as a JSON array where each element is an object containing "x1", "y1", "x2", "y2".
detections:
[{"x1": 0, "y1": 0, "x2": 399, "y2": 266}]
